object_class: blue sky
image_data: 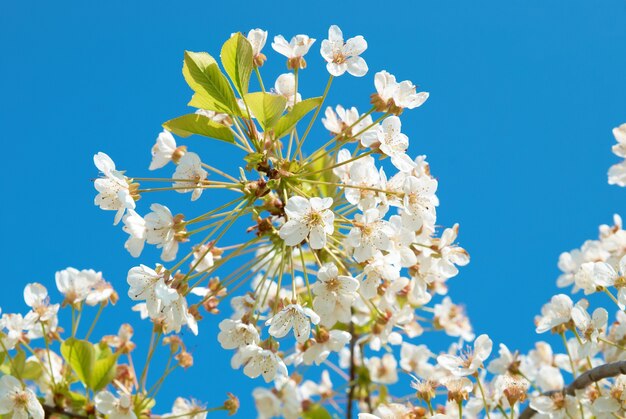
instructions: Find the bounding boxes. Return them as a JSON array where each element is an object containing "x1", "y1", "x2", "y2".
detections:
[{"x1": 2, "y1": 0, "x2": 626, "y2": 416}]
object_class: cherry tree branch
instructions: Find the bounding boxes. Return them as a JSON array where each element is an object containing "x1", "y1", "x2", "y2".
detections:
[
  {"x1": 519, "y1": 360, "x2": 626, "y2": 419},
  {"x1": 43, "y1": 405, "x2": 89, "y2": 419}
]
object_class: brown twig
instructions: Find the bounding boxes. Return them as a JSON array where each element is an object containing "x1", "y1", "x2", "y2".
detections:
[
  {"x1": 347, "y1": 319, "x2": 356, "y2": 419},
  {"x1": 519, "y1": 360, "x2": 626, "y2": 418}
]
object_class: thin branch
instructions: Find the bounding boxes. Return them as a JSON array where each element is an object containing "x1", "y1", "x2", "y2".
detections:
[{"x1": 520, "y1": 360, "x2": 626, "y2": 419}]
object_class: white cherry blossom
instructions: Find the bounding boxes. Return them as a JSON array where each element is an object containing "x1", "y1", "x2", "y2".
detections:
[
  {"x1": 265, "y1": 304, "x2": 320, "y2": 343},
  {"x1": 279, "y1": 196, "x2": 334, "y2": 249},
  {"x1": 173, "y1": 152, "x2": 208, "y2": 201},
  {"x1": 150, "y1": 130, "x2": 177, "y2": 170},
  {"x1": 93, "y1": 152, "x2": 136, "y2": 225},
  {"x1": 437, "y1": 334, "x2": 493, "y2": 376},
  {"x1": 361, "y1": 116, "x2": 416, "y2": 172},
  {"x1": 311, "y1": 263, "x2": 359, "y2": 327},
  {"x1": 0, "y1": 375, "x2": 44, "y2": 419},
  {"x1": 271, "y1": 34, "x2": 315, "y2": 69},
  {"x1": 320, "y1": 25, "x2": 367, "y2": 77}
]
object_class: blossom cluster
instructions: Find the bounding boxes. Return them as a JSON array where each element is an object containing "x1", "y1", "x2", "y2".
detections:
[{"x1": 3, "y1": 23, "x2": 626, "y2": 419}]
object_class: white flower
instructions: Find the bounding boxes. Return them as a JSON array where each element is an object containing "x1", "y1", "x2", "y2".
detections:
[
  {"x1": 400, "y1": 175, "x2": 438, "y2": 230},
  {"x1": 232, "y1": 344, "x2": 288, "y2": 382},
  {"x1": 437, "y1": 334, "x2": 493, "y2": 376},
  {"x1": 273, "y1": 73, "x2": 301, "y2": 108},
  {"x1": 252, "y1": 387, "x2": 281, "y2": 419},
  {"x1": 145, "y1": 203, "x2": 180, "y2": 262},
  {"x1": 311, "y1": 263, "x2": 359, "y2": 327},
  {"x1": 361, "y1": 116, "x2": 416, "y2": 172},
  {"x1": 571, "y1": 303, "x2": 608, "y2": 343},
  {"x1": 217, "y1": 319, "x2": 260, "y2": 349},
  {"x1": 0, "y1": 375, "x2": 44, "y2": 419},
  {"x1": 247, "y1": 29, "x2": 268, "y2": 63},
  {"x1": 127, "y1": 265, "x2": 175, "y2": 318},
  {"x1": 122, "y1": 209, "x2": 146, "y2": 257},
  {"x1": 191, "y1": 243, "x2": 220, "y2": 273},
  {"x1": 150, "y1": 130, "x2": 177, "y2": 170},
  {"x1": 535, "y1": 294, "x2": 574, "y2": 333},
  {"x1": 168, "y1": 398, "x2": 206, "y2": 419},
  {"x1": 367, "y1": 353, "x2": 398, "y2": 384},
  {"x1": 432, "y1": 297, "x2": 474, "y2": 341},
  {"x1": 348, "y1": 208, "x2": 394, "y2": 263},
  {"x1": 399, "y1": 343, "x2": 434, "y2": 376},
  {"x1": 322, "y1": 106, "x2": 373, "y2": 141},
  {"x1": 301, "y1": 330, "x2": 351, "y2": 365},
  {"x1": 55, "y1": 267, "x2": 98, "y2": 305},
  {"x1": 320, "y1": 25, "x2": 368, "y2": 77},
  {"x1": 95, "y1": 390, "x2": 136, "y2": 419},
  {"x1": 279, "y1": 196, "x2": 334, "y2": 249},
  {"x1": 94, "y1": 152, "x2": 136, "y2": 225},
  {"x1": 272, "y1": 34, "x2": 316, "y2": 68},
  {"x1": 266, "y1": 304, "x2": 320, "y2": 343},
  {"x1": 24, "y1": 283, "x2": 59, "y2": 323},
  {"x1": 173, "y1": 152, "x2": 208, "y2": 201},
  {"x1": 373, "y1": 71, "x2": 429, "y2": 112}
]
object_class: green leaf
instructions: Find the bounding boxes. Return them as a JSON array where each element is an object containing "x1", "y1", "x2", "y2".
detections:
[
  {"x1": 273, "y1": 97, "x2": 323, "y2": 139},
  {"x1": 10, "y1": 350, "x2": 26, "y2": 378},
  {"x1": 61, "y1": 338, "x2": 95, "y2": 387},
  {"x1": 221, "y1": 33, "x2": 253, "y2": 97},
  {"x1": 244, "y1": 92, "x2": 286, "y2": 130},
  {"x1": 182, "y1": 51, "x2": 239, "y2": 115},
  {"x1": 89, "y1": 345, "x2": 118, "y2": 391},
  {"x1": 302, "y1": 405, "x2": 332, "y2": 419},
  {"x1": 22, "y1": 360, "x2": 43, "y2": 380},
  {"x1": 163, "y1": 114, "x2": 235, "y2": 144}
]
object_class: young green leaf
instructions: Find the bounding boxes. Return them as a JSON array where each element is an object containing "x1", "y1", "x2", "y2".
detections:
[
  {"x1": 182, "y1": 51, "x2": 240, "y2": 115},
  {"x1": 244, "y1": 92, "x2": 286, "y2": 130},
  {"x1": 89, "y1": 345, "x2": 118, "y2": 391},
  {"x1": 61, "y1": 338, "x2": 96, "y2": 387},
  {"x1": 273, "y1": 97, "x2": 323, "y2": 139},
  {"x1": 302, "y1": 405, "x2": 332, "y2": 419},
  {"x1": 221, "y1": 33, "x2": 254, "y2": 97},
  {"x1": 163, "y1": 114, "x2": 235, "y2": 144}
]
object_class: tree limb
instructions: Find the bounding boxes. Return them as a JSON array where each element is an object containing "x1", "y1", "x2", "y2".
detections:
[{"x1": 519, "y1": 360, "x2": 626, "y2": 419}]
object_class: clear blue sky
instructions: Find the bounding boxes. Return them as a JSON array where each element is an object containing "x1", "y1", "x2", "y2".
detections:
[{"x1": 1, "y1": 0, "x2": 626, "y2": 416}]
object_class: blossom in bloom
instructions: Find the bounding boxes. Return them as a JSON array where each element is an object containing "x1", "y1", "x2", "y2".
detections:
[
  {"x1": 150, "y1": 130, "x2": 177, "y2": 170},
  {"x1": 322, "y1": 106, "x2": 373, "y2": 142},
  {"x1": 279, "y1": 196, "x2": 335, "y2": 249},
  {"x1": 272, "y1": 34, "x2": 316, "y2": 69},
  {"x1": 320, "y1": 25, "x2": 368, "y2": 77},
  {"x1": 168, "y1": 398, "x2": 207, "y2": 419},
  {"x1": 348, "y1": 208, "x2": 394, "y2": 262},
  {"x1": 0, "y1": 375, "x2": 44, "y2": 419},
  {"x1": 232, "y1": 344, "x2": 288, "y2": 382},
  {"x1": 191, "y1": 243, "x2": 220, "y2": 273},
  {"x1": 145, "y1": 203, "x2": 180, "y2": 262},
  {"x1": 122, "y1": 209, "x2": 146, "y2": 257},
  {"x1": 311, "y1": 263, "x2": 359, "y2": 327},
  {"x1": 252, "y1": 387, "x2": 281, "y2": 419},
  {"x1": 217, "y1": 319, "x2": 260, "y2": 349},
  {"x1": 95, "y1": 390, "x2": 137, "y2": 419},
  {"x1": 535, "y1": 294, "x2": 574, "y2": 333},
  {"x1": 400, "y1": 175, "x2": 438, "y2": 230},
  {"x1": 571, "y1": 303, "x2": 608, "y2": 343},
  {"x1": 367, "y1": 353, "x2": 399, "y2": 384},
  {"x1": 24, "y1": 283, "x2": 59, "y2": 324},
  {"x1": 93, "y1": 152, "x2": 136, "y2": 225},
  {"x1": 437, "y1": 334, "x2": 493, "y2": 376},
  {"x1": 609, "y1": 123, "x2": 626, "y2": 186},
  {"x1": 301, "y1": 330, "x2": 351, "y2": 365},
  {"x1": 55, "y1": 267, "x2": 99, "y2": 306},
  {"x1": 273, "y1": 73, "x2": 301, "y2": 108},
  {"x1": 173, "y1": 152, "x2": 208, "y2": 201},
  {"x1": 266, "y1": 303, "x2": 320, "y2": 343},
  {"x1": 361, "y1": 116, "x2": 417, "y2": 172},
  {"x1": 372, "y1": 71, "x2": 429, "y2": 113},
  {"x1": 127, "y1": 265, "x2": 176, "y2": 318},
  {"x1": 247, "y1": 28, "x2": 268, "y2": 66}
]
